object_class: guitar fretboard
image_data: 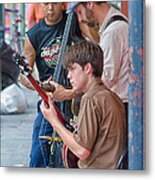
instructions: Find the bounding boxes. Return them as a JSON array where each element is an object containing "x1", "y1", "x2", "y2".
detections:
[{"x1": 53, "y1": 12, "x2": 74, "y2": 83}]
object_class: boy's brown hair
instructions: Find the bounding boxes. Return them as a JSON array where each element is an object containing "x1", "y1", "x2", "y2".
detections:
[{"x1": 63, "y1": 40, "x2": 104, "y2": 78}]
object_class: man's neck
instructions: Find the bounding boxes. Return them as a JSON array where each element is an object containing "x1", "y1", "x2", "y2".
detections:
[{"x1": 83, "y1": 75, "x2": 96, "y2": 93}]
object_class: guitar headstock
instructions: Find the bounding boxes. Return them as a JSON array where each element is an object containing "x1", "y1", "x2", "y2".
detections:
[{"x1": 12, "y1": 52, "x2": 32, "y2": 75}]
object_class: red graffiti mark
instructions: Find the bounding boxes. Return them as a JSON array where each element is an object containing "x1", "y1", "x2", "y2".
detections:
[
  {"x1": 134, "y1": 91, "x2": 141, "y2": 98},
  {"x1": 134, "y1": 75, "x2": 140, "y2": 82},
  {"x1": 137, "y1": 49, "x2": 143, "y2": 56},
  {"x1": 129, "y1": 132, "x2": 133, "y2": 140},
  {"x1": 129, "y1": 75, "x2": 140, "y2": 84},
  {"x1": 133, "y1": 100, "x2": 137, "y2": 106}
]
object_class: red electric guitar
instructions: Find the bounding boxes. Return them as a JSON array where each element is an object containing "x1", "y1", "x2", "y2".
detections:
[{"x1": 12, "y1": 53, "x2": 78, "y2": 168}]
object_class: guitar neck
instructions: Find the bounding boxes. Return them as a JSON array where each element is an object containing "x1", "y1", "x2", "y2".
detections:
[
  {"x1": 28, "y1": 74, "x2": 48, "y2": 104},
  {"x1": 53, "y1": 12, "x2": 73, "y2": 83},
  {"x1": 27, "y1": 74, "x2": 74, "y2": 132}
]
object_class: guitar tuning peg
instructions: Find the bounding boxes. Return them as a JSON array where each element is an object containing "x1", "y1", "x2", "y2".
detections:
[{"x1": 12, "y1": 52, "x2": 18, "y2": 62}]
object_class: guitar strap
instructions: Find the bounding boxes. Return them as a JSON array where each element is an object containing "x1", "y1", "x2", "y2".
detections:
[{"x1": 104, "y1": 15, "x2": 128, "y2": 30}]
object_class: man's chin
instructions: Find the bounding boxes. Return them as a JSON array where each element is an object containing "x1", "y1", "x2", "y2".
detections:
[{"x1": 72, "y1": 87, "x2": 79, "y2": 94}]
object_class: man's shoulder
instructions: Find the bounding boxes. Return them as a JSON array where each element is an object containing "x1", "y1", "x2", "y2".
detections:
[
  {"x1": 100, "y1": 6, "x2": 128, "y2": 35},
  {"x1": 27, "y1": 19, "x2": 43, "y2": 35},
  {"x1": 100, "y1": 15, "x2": 128, "y2": 44},
  {"x1": 104, "y1": 17, "x2": 128, "y2": 32}
]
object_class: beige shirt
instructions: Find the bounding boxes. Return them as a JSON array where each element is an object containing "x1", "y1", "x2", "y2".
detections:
[
  {"x1": 99, "y1": 7, "x2": 129, "y2": 102},
  {"x1": 74, "y1": 78, "x2": 126, "y2": 169}
]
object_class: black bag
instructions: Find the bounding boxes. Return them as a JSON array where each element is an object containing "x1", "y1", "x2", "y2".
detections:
[{"x1": 0, "y1": 40, "x2": 20, "y2": 90}]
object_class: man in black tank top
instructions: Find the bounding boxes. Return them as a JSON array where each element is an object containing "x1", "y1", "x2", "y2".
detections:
[{"x1": 20, "y1": 3, "x2": 83, "y2": 167}]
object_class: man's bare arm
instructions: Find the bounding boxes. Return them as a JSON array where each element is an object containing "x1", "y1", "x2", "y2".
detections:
[
  {"x1": 49, "y1": 81, "x2": 77, "y2": 102},
  {"x1": 20, "y1": 36, "x2": 36, "y2": 90}
]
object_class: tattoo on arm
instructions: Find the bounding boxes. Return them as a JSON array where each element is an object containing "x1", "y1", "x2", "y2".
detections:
[{"x1": 20, "y1": 75, "x2": 34, "y2": 90}]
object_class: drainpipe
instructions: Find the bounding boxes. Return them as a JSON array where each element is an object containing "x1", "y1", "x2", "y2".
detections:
[
  {"x1": 19, "y1": 3, "x2": 25, "y2": 51},
  {"x1": 128, "y1": 0, "x2": 145, "y2": 170},
  {"x1": 19, "y1": 3, "x2": 25, "y2": 37},
  {"x1": 0, "y1": 4, "x2": 4, "y2": 41},
  {"x1": 10, "y1": 3, "x2": 16, "y2": 43}
]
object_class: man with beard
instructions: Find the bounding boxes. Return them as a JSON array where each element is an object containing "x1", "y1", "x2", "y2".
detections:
[
  {"x1": 72, "y1": 2, "x2": 129, "y2": 105},
  {"x1": 20, "y1": 2, "x2": 83, "y2": 167}
]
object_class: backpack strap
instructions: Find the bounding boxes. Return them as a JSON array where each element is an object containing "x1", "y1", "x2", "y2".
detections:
[{"x1": 104, "y1": 15, "x2": 128, "y2": 30}]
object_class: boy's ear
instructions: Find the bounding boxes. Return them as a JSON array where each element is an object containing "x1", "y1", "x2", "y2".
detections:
[{"x1": 84, "y1": 63, "x2": 93, "y2": 75}]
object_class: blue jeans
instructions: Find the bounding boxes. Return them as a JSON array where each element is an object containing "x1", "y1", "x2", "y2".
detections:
[
  {"x1": 29, "y1": 100, "x2": 53, "y2": 167},
  {"x1": 29, "y1": 99, "x2": 72, "y2": 167}
]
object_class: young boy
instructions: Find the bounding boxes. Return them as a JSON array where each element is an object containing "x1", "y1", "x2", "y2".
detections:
[{"x1": 40, "y1": 40, "x2": 127, "y2": 169}]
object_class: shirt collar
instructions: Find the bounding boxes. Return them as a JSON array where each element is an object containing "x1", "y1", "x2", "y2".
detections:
[
  {"x1": 87, "y1": 78, "x2": 107, "y2": 94},
  {"x1": 82, "y1": 77, "x2": 109, "y2": 100}
]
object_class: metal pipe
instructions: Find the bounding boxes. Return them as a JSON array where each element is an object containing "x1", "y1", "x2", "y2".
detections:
[
  {"x1": 128, "y1": 0, "x2": 145, "y2": 170},
  {"x1": 19, "y1": 3, "x2": 25, "y2": 52},
  {"x1": 19, "y1": 3, "x2": 25, "y2": 37},
  {"x1": 10, "y1": 3, "x2": 16, "y2": 43},
  {"x1": 0, "y1": 4, "x2": 5, "y2": 40}
]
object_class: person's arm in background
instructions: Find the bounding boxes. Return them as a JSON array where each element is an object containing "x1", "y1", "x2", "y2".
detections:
[
  {"x1": 19, "y1": 36, "x2": 36, "y2": 90},
  {"x1": 26, "y1": 4, "x2": 36, "y2": 30},
  {"x1": 26, "y1": 3, "x2": 44, "y2": 30}
]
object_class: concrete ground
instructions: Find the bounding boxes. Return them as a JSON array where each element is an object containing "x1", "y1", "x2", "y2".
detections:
[{"x1": 0, "y1": 84, "x2": 39, "y2": 167}]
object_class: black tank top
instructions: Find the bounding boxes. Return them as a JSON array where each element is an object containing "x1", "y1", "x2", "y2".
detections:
[
  {"x1": 27, "y1": 13, "x2": 83, "y2": 120},
  {"x1": 27, "y1": 12, "x2": 82, "y2": 83}
]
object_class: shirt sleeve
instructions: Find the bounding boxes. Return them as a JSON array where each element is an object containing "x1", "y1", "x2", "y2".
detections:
[
  {"x1": 100, "y1": 27, "x2": 124, "y2": 89},
  {"x1": 73, "y1": 97, "x2": 99, "y2": 151}
]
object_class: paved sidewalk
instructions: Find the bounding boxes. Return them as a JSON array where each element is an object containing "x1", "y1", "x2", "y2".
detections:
[{"x1": 0, "y1": 85, "x2": 39, "y2": 167}]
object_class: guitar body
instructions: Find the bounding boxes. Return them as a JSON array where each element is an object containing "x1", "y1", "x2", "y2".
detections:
[{"x1": 62, "y1": 144, "x2": 79, "y2": 168}]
